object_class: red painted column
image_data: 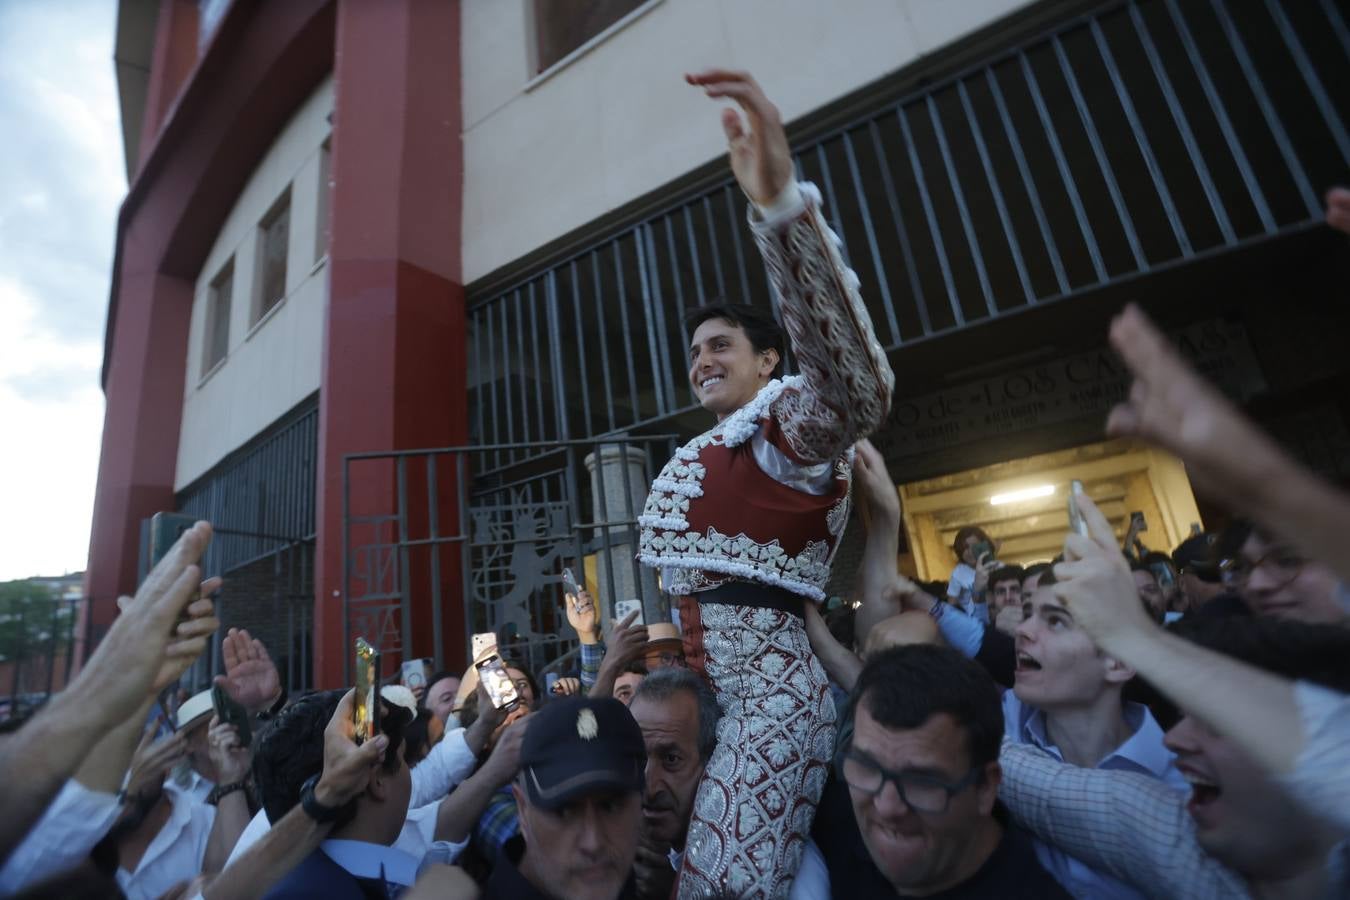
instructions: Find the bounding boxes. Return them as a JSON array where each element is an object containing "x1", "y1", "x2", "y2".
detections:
[
  {"x1": 314, "y1": 0, "x2": 465, "y2": 688},
  {"x1": 84, "y1": 221, "x2": 195, "y2": 636},
  {"x1": 137, "y1": 0, "x2": 200, "y2": 170}
]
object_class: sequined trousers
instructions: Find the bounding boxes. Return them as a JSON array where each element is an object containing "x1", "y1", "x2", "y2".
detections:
[{"x1": 675, "y1": 596, "x2": 836, "y2": 899}]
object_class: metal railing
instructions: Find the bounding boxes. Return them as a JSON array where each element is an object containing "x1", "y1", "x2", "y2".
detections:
[
  {"x1": 342, "y1": 436, "x2": 678, "y2": 683},
  {"x1": 467, "y1": 0, "x2": 1350, "y2": 446},
  {"x1": 173, "y1": 400, "x2": 319, "y2": 693}
]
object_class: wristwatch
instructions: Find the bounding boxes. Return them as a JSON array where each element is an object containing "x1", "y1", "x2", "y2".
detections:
[
  {"x1": 299, "y1": 773, "x2": 342, "y2": 823},
  {"x1": 207, "y1": 779, "x2": 250, "y2": 806}
]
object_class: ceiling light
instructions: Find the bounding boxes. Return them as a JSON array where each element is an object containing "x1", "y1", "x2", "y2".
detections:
[{"x1": 990, "y1": 484, "x2": 1055, "y2": 506}]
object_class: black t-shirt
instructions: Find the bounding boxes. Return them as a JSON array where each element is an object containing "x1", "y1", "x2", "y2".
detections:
[
  {"x1": 482, "y1": 836, "x2": 639, "y2": 900},
  {"x1": 813, "y1": 774, "x2": 1071, "y2": 899}
]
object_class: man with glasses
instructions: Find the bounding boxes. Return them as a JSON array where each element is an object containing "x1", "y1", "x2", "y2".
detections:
[
  {"x1": 828, "y1": 644, "x2": 1069, "y2": 897},
  {"x1": 1223, "y1": 524, "x2": 1348, "y2": 626}
]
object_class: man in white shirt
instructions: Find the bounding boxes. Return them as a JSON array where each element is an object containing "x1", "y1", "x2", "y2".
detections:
[{"x1": 111, "y1": 690, "x2": 253, "y2": 900}]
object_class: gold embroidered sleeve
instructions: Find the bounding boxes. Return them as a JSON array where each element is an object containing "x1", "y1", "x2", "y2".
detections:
[{"x1": 750, "y1": 182, "x2": 895, "y2": 464}]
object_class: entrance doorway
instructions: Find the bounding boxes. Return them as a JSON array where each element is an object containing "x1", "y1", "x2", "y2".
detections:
[{"x1": 898, "y1": 438, "x2": 1202, "y2": 581}]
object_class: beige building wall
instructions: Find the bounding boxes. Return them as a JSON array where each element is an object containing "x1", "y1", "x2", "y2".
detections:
[
  {"x1": 461, "y1": 0, "x2": 1033, "y2": 283},
  {"x1": 176, "y1": 76, "x2": 334, "y2": 490}
]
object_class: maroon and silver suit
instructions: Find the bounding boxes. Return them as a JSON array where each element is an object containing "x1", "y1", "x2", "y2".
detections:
[{"x1": 639, "y1": 180, "x2": 894, "y2": 898}]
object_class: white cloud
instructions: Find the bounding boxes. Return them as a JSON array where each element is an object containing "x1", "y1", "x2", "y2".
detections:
[{"x1": 0, "y1": 1, "x2": 121, "y2": 581}]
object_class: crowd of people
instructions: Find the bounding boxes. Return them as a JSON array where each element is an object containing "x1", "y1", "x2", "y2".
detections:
[{"x1": 3, "y1": 71, "x2": 1350, "y2": 899}]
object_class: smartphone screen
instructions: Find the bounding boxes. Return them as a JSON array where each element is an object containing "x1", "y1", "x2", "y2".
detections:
[
  {"x1": 354, "y1": 638, "x2": 380, "y2": 745},
  {"x1": 475, "y1": 653, "x2": 520, "y2": 710},
  {"x1": 1068, "y1": 480, "x2": 1089, "y2": 537},
  {"x1": 211, "y1": 684, "x2": 253, "y2": 746}
]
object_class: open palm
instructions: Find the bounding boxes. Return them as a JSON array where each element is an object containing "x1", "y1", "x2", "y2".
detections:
[{"x1": 214, "y1": 627, "x2": 281, "y2": 712}]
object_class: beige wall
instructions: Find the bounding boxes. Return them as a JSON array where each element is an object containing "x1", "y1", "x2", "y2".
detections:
[
  {"x1": 176, "y1": 77, "x2": 333, "y2": 490},
  {"x1": 461, "y1": 0, "x2": 1033, "y2": 283}
]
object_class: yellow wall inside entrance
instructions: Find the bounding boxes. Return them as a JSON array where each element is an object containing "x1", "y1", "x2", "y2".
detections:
[{"x1": 898, "y1": 439, "x2": 1202, "y2": 581}]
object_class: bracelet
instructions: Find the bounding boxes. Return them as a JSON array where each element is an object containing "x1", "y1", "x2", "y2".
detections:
[
  {"x1": 299, "y1": 773, "x2": 343, "y2": 823},
  {"x1": 207, "y1": 780, "x2": 250, "y2": 806}
]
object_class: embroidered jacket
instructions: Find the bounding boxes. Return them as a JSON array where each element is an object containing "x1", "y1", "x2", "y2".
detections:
[{"x1": 638, "y1": 182, "x2": 894, "y2": 602}]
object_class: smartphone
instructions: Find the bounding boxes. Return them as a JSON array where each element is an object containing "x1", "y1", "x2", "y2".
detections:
[
  {"x1": 401, "y1": 658, "x2": 433, "y2": 692},
  {"x1": 1129, "y1": 511, "x2": 1147, "y2": 533},
  {"x1": 971, "y1": 541, "x2": 996, "y2": 565},
  {"x1": 211, "y1": 683, "x2": 253, "y2": 746},
  {"x1": 149, "y1": 512, "x2": 198, "y2": 569},
  {"x1": 471, "y1": 631, "x2": 497, "y2": 661},
  {"x1": 544, "y1": 672, "x2": 560, "y2": 695},
  {"x1": 614, "y1": 598, "x2": 644, "y2": 625},
  {"x1": 354, "y1": 637, "x2": 380, "y2": 745},
  {"x1": 475, "y1": 653, "x2": 520, "y2": 710},
  {"x1": 561, "y1": 567, "x2": 581, "y2": 609},
  {"x1": 1150, "y1": 561, "x2": 1177, "y2": 590},
  {"x1": 1068, "y1": 480, "x2": 1089, "y2": 537}
]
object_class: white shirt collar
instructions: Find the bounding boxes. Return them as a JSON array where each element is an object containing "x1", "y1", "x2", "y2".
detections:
[{"x1": 321, "y1": 839, "x2": 419, "y2": 888}]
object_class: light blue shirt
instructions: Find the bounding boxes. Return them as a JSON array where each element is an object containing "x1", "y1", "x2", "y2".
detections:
[{"x1": 1003, "y1": 692, "x2": 1188, "y2": 899}]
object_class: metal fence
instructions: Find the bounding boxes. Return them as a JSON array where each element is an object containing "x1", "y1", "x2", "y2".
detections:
[
  {"x1": 173, "y1": 401, "x2": 319, "y2": 694},
  {"x1": 343, "y1": 436, "x2": 678, "y2": 682},
  {"x1": 0, "y1": 594, "x2": 80, "y2": 723},
  {"x1": 467, "y1": 0, "x2": 1350, "y2": 446}
]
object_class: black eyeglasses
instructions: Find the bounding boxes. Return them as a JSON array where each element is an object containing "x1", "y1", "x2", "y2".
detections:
[
  {"x1": 840, "y1": 750, "x2": 982, "y2": 814},
  {"x1": 1218, "y1": 549, "x2": 1306, "y2": 589}
]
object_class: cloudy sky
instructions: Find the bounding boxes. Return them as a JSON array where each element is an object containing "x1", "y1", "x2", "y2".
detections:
[{"x1": 0, "y1": 1, "x2": 123, "y2": 581}]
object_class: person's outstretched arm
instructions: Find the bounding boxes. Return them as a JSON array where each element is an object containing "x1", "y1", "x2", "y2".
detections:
[
  {"x1": 203, "y1": 690, "x2": 389, "y2": 900},
  {"x1": 851, "y1": 439, "x2": 904, "y2": 647},
  {"x1": 1105, "y1": 303, "x2": 1350, "y2": 587},
  {"x1": 1053, "y1": 493, "x2": 1325, "y2": 789},
  {"x1": 687, "y1": 69, "x2": 894, "y2": 463},
  {"x1": 999, "y1": 738, "x2": 1246, "y2": 899},
  {"x1": 0, "y1": 523, "x2": 218, "y2": 867}
]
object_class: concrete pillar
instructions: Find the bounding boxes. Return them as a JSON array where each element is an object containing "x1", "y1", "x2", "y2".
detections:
[{"x1": 585, "y1": 442, "x2": 664, "y2": 627}]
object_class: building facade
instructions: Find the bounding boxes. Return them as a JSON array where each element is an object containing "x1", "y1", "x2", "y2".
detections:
[{"x1": 90, "y1": 0, "x2": 1350, "y2": 688}]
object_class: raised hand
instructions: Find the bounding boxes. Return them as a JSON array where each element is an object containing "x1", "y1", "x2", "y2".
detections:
[
  {"x1": 214, "y1": 627, "x2": 282, "y2": 713},
  {"x1": 125, "y1": 727, "x2": 187, "y2": 799},
  {"x1": 206, "y1": 714, "x2": 252, "y2": 784},
  {"x1": 478, "y1": 715, "x2": 529, "y2": 788},
  {"x1": 550, "y1": 676, "x2": 581, "y2": 697},
  {"x1": 1106, "y1": 304, "x2": 1288, "y2": 504},
  {"x1": 314, "y1": 689, "x2": 389, "y2": 808},
  {"x1": 686, "y1": 69, "x2": 793, "y2": 206},
  {"x1": 971, "y1": 552, "x2": 1000, "y2": 596},
  {"x1": 564, "y1": 588, "x2": 601, "y2": 644},
  {"x1": 87, "y1": 522, "x2": 217, "y2": 719},
  {"x1": 994, "y1": 603, "x2": 1025, "y2": 637},
  {"x1": 1327, "y1": 186, "x2": 1350, "y2": 235},
  {"x1": 606, "y1": 609, "x2": 649, "y2": 667},
  {"x1": 1052, "y1": 493, "x2": 1156, "y2": 652}
]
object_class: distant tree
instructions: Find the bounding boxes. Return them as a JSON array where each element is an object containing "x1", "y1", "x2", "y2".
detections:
[{"x1": 0, "y1": 581, "x2": 75, "y2": 664}]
